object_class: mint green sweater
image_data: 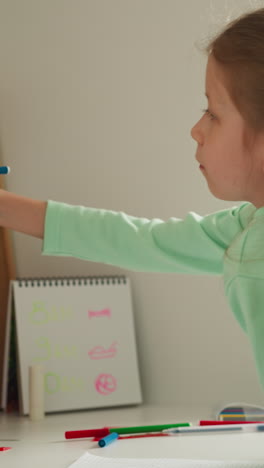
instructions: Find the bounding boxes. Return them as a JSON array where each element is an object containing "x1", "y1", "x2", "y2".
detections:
[{"x1": 43, "y1": 200, "x2": 264, "y2": 389}]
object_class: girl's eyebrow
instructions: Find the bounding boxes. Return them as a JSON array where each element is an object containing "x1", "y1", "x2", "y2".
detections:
[
  {"x1": 205, "y1": 92, "x2": 212, "y2": 104},
  {"x1": 205, "y1": 92, "x2": 213, "y2": 103},
  {"x1": 205, "y1": 91, "x2": 223, "y2": 109},
  {"x1": 205, "y1": 92, "x2": 212, "y2": 103}
]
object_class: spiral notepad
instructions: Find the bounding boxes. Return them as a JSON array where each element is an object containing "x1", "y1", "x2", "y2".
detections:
[{"x1": 2, "y1": 276, "x2": 142, "y2": 414}]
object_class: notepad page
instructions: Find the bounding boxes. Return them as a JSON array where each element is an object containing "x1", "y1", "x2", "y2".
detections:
[{"x1": 68, "y1": 452, "x2": 264, "y2": 468}]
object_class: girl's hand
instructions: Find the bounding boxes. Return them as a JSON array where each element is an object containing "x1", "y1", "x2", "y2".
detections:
[{"x1": 0, "y1": 189, "x2": 47, "y2": 239}]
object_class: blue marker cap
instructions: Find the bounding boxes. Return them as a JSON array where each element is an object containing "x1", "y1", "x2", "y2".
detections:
[
  {"x1": 0, "y1": 166, "x2": 10, "y2": 174},
  {"x1": 98, "y1": 431, "x2": 119, "y2": 447}
]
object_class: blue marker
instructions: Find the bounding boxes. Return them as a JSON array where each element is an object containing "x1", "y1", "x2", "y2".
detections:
[
  {"x1": 98, "y1": 432, "x2": 119, "y2": 447},
  {"x1": 0, "y1": 166, "x2": 10, "y2": 174}
]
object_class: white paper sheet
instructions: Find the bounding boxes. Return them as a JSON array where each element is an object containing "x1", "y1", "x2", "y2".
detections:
[{"x1": 68, "y1": 452, "x2": 264, "y2": 468}]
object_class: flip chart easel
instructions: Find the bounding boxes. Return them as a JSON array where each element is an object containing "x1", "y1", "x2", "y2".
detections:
[{"x1": 3, "y1": 275, "x2": 142, "y2": 414}]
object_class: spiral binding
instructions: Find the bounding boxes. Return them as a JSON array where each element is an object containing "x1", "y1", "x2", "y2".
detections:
[{"x1": 17, "y1": 276, "x2": 127, "y2": 288}]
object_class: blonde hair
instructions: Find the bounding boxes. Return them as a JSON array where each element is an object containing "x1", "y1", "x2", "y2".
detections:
[{"x1": 206, "y1": 8, "x2": 264, "y2": 131}]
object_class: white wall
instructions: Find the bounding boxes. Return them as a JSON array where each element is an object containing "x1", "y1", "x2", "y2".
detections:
[{"x1": 0, "y1": 0, "x2": 263, "y2": 411}]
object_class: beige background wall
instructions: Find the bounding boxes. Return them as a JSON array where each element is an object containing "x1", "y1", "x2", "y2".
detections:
[{"x1": 0, "y1": 0, "x2": 263, "y2": 412}]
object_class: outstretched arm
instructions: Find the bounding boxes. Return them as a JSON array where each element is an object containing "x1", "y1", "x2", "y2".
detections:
[
  {"x1": 43, "y1": 200, "x2": 248, "y2": 274},
  {"x1": 0, "y1": 190, "x2": 47, "y2": 239}
]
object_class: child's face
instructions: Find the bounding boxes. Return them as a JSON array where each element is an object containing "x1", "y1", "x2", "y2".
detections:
[{"x1": 191, "y1": 54, "x2": 264, "y2": 207}]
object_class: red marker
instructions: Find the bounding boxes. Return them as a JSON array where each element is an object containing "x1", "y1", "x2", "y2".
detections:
[
  {"x1": 93, "y1": 433, "x2": 169, "y2": 441},
  {"x1": 0, "y1": 447, "x2": 12, "y2": 452},
  {"x1": 65, "y1": 427, "x2": 110, "y2": 439}
]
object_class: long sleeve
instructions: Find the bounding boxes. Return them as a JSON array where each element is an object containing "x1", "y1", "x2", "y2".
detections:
[{"x1": 42, "y1": 200, "x2": 254, "y2": 275}]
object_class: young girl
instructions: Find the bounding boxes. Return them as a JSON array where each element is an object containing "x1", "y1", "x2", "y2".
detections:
[{"x1": 1, "y1": 8, "x2": 264, "y2": 389}]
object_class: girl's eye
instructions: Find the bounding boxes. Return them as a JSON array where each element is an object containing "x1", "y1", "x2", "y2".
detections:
[{"x1": 202, "y1": 108, "x2": 216, "y2": 120}]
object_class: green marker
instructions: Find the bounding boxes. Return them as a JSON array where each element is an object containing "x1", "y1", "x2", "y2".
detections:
[{"x1": 109, "y1": 422, "x2": 191, "y2": 435}]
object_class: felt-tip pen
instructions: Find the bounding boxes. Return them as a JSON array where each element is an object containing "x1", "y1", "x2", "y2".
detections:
[
  {"x1": 0, "y1": 166, "x2": 10, "y2": 174},
  {"x1": 65, "y1": 427, "x2": 110, "y2": 439},
  {"x1": 164, "y1": 422, "x2": 264, "y2": 435},
  {"x1": 109, "y1": 423, "x2": 191, "y2": 435},
  {"x1": 98, "y1": 432, "x2": 119, "y2": 447},
  {"x1": 94, "y1": 433, "x2": 169, "y2": 441},
  {"x1": 199, "y1": 420, "x2": 264, "y2": 426}
]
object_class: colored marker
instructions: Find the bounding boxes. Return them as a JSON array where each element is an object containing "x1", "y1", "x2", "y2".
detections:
[
  {"x1": 199, "y1": 420, "x2": 264, "y2": 426},
  {"x1": 111, "y1": 433, "x2": 169, "y2": 440},
  {"x1": 109, "y1": 423, "x2": 191, "y2": 435},
  {"x1": 94, "y1": 433, "x2": 169, "y2": 441},
  {"x1": 65, "y1": 422, "x2": 190, "y2": 439},
  {"x1": 0, "y1": 447, "x2": 12, "y2": 451},
  {"x1": 164, "y1": 422, "x2": 264, "y2": 435},
  {"x1": 0, "y1": 166, "x2": 10, "y2": 174},
  {"x1": 98, "y1": 432, "x2": 119, "y2": 448},
  {"x1": 65, "y1": 427, "x2": 110, "y2": 439}
]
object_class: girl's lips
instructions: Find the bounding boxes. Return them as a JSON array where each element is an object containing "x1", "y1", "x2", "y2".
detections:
[{"x1": 199, "y1": 164, "x2": 205, "y2": 170}]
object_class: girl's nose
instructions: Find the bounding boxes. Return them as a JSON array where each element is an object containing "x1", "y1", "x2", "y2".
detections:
[{"x1": 191, "y1": 118, "x2": 203, "y2": 145}]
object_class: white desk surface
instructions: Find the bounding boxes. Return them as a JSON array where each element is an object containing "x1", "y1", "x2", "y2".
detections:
[{"x1": 0, "y1": 404, "x2": 264, "y2": 467}]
